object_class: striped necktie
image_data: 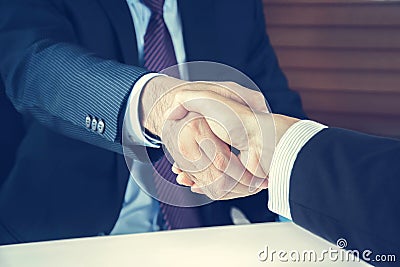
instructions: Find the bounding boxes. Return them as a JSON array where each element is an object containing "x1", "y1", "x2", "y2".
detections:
[
  {"x1": 143, "y1": 0, "x2": 177, "y2": 72},
  {"x1": 142, "y1": 0, "x2": 202, "y2": 229}
]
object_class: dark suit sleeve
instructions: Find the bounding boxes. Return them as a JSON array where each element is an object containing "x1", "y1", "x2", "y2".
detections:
[
  {"x1": 290, "y1": 128, "x2": 400, "y2": 263},
  {"x1": 0, "y1": 0, "x2": 149, "y2": 154}
]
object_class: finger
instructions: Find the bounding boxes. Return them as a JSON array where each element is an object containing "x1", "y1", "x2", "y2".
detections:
[
  {"x1": 176, "y1": 172, "x2": 195, "y2": 187},
  {"x1": 190, "y1": 113, "x2": 265, "y2": 182},
  {"x1": 170, "y1": 91, "x2": 271, "y2": 178},
  {"x1": 191, "y1": 182, "x2": 265, "y2": 200},
  {"x1": 167, "y1": 114, "x2": 212, "y2": 174},
  {"x1": 168, "y1": 90, "x2": 247, "y2": 127},
  {"x1": 173, "y1": 113, "x2": 267, "y2": 195},
  {"x1": 249, "y1": 176, "x2": 269, "y2": 193},
  {"x1": 186, "y1": 158, "x2": 267, "y2": 199},
  {"x1": 164, "y1": 81, "x2": 267, "y2": 121},
  {"x1": 177, "y1": 120, "x2": 202, "y2": 162},
  {"x1": 172, "y1": 162, "x2": 183, "y2": 174},
  {"x1": 198, "y1": 131, "x2": 268, "y2": 183},
  {"x1": 216, "y1": 190, "x2": 259, "y2": 200},
  {"x1": 180, "y1": 115, "x2": 231, "y2": 175},
  {"x1": 201, "y1": 173, "x2": 266, "y2": 196},
  {"x1": 217, "y1": 82, "x2": 269, "y2": 113},
  {"x1": 169, "y1": 90, "x2": 253, "y2": 151},
  {"x1": 238, "y1": 150, "x2": 267, "y2": 179},
  {"x1": 174, "y1": 90, "x2": 249, "y2": 119},
  {"x1": 215, "y1": 174, "x2": 267, "y2": 200},
  {"x1": 190, "y1": 184, "x2": 203, "y2": 194},
  {"x1": 190, "y1": 82, "x2": 268, "y2": 114}
]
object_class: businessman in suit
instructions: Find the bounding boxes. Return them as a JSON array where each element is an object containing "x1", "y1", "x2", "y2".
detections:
[
  {"x1": 0, "y1": 0, "x2": 305, "y2": 245},
  {"x1": 171, "y1": 88, "x2": 400, "y2": 263}
]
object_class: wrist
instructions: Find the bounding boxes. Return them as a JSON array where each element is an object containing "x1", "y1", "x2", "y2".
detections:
[
  {"x1": 258, "y1": 113, "x2": 299, "y2": 175},
  {"x1": 272, "y1": 114, "x2": 300, "y2": 146},
  {"x1": 140, "y1": 75, "x2": 185, "y2": 136},
  {"x1": 140, "y1": 75, "x2": 160, "y2": 135}
]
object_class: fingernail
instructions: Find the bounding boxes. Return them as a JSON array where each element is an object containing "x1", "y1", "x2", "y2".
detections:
[
  {"x1": 191, "y1": 185, "x2": 204, "y2": 194},
  {"x1": 176, "y1": 174, "x2": 183, "y2": 185}
]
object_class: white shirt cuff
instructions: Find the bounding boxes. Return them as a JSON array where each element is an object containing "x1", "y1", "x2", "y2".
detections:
[
  {"x1": 124, "y1": 73, "x2": 164, "y2": 148},
  {"x1": 268, "y1": 120, "x2": 328, "y2": 220}
]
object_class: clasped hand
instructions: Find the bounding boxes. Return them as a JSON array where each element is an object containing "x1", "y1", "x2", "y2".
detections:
[{"x1": 141, "y1": 76, "x2": 296, "y2": 200}]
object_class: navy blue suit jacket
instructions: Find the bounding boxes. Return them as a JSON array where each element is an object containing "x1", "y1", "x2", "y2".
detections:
[
  {"x1": 291, "y1": 128, "x2": 400, "y2": 265},
  {"x1": 0, "y1": 0, "x2": 305, "y2": 245}
]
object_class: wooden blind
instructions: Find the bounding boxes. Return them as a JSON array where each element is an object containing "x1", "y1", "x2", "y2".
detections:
[{"x1": 263, "y1": 0, "x2": 400, "y2": 138}]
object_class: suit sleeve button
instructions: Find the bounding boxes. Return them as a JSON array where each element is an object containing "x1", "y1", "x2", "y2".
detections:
[
  {"x1": 91, "y1": 117, "x2": 98, "y2": 131},
  {"x1": 97, "y1": 119, "x2": 105, "y2": 134},
  {"x1": 85, "y1": 115, "x2": 92, "y2": 129}
]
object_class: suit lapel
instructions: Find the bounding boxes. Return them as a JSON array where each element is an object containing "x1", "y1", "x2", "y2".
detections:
[
  {"x1": 97, "y1": 0, "x2": 218, "y2": 65},
  {"x1": 178, "y1": 0, "x2": 218, "y2": 62},
  {"x1": 97, "y1": 0, "x2": 139, "y2": 65}
]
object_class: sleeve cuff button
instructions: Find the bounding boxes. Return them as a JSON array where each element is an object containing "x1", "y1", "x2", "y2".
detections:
[
  {"x1": 91, "y1": 117, "x2": 98, "y2": 131},
  {"x1": 85, "y1": 115, "x2": 92, "y2": 129},
  {"x1": 97, "y1": 119, "x2": 105, "y2": 134}
]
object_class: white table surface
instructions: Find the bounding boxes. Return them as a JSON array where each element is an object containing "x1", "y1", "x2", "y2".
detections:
[{"x1": 0, "y1": 222, "x2": 369, "y2": 267}]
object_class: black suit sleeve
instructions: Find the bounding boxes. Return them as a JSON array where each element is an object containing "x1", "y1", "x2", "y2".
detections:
[{"x1": 290, "y1": 128, "x2": 400, "y2": 264}]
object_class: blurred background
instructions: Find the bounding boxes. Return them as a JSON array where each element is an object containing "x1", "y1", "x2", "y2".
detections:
[{"x1": 264, "y1": 0, "x2": 400, "y2": 138}]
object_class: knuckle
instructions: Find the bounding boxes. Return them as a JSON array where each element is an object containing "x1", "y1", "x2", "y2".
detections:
[
  {"x1": 208, "y1": 187, "x2": 222, "y2": 200},
  {"x1": 221, "y1": 175, "x2": 236, "y2": 192},
  {"x1": 177, "y1": 139, "x2": 190, "y2": 158},
  {"x1": 213, "y1": 152, "x2": 229, "y2": 171},
  {"x1": 198, "y1": 172, "x2": 218, "y2": 196},
  {"x1": 186, "y1": 119, "x2": 200, "y2": 132}
]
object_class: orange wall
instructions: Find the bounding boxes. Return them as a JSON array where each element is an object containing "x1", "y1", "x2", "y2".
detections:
[{"x1": 263, "y1": 0, "x2": 400, "y2": 138}]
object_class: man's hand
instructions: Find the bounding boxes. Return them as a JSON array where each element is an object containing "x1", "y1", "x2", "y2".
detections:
[
  {"x1": 139, "y1": 76, "x2": 270, "y2": 200},
  {"x1": 140, "y1": 76, "x2": 268, "y2": 138},
  {"x1": 167, "y1": 88, "x2": 299, "y2": 200}
]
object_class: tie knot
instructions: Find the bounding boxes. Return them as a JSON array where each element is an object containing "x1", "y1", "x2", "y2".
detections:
[{"x1": 142, "y1": 0, "x2": 165, "y2": 15}]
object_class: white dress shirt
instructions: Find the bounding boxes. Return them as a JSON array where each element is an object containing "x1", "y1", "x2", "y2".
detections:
[
  {"x1": 111, "y1": 0, "x2": 186, "y2": 235},
  {"x1": 268, "y1": 120, "x2": 328, "y2": 220}
]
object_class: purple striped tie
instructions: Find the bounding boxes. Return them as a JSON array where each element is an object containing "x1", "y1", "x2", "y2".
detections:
[
  {"x1": 142, "y1": 0, "x2": 202, "y2": 229},
  {"x1": 143, "y1": 0, "x2": 177, "y2": 72}
]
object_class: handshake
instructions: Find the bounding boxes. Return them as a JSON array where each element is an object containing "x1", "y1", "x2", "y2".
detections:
[{"x1": 139, "y1": 76, "x2": 299, "y2": 201}]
